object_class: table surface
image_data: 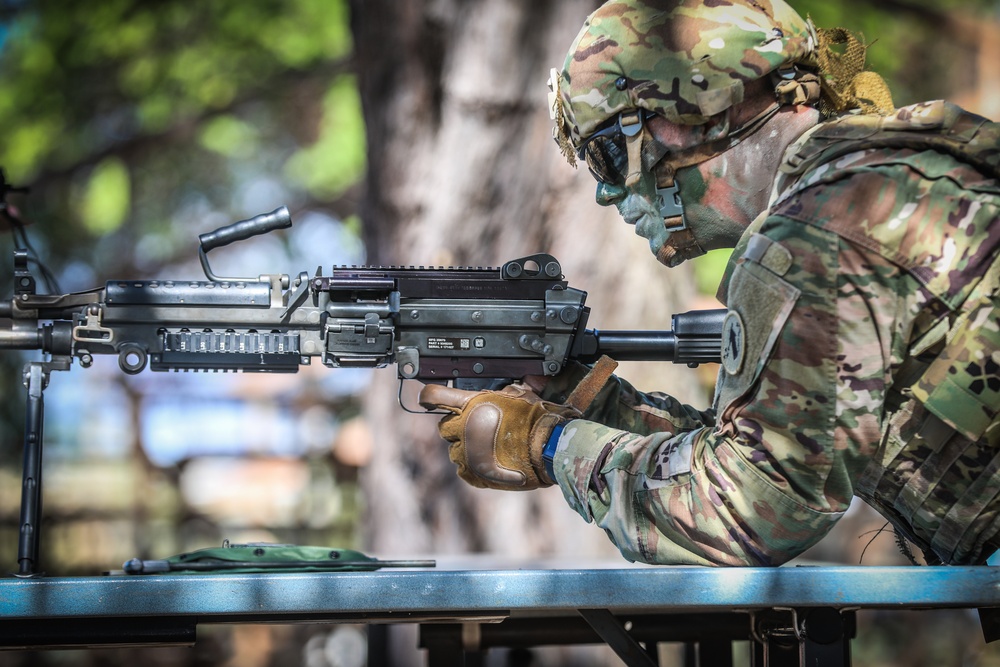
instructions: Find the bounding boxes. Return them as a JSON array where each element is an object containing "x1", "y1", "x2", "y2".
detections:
[{"x1": 1, "y1": 565, "x2": 998, "y2": 622}]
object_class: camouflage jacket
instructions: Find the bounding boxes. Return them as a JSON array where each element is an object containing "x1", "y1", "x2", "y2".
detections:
[{"x1": 547, "y1": 101, "x2": 1000, "y2": 566}]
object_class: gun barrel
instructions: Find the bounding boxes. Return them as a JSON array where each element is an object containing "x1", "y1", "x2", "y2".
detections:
[
  {"x1": 583, "y1": 330, "x2": 678, "y2": 362},
  {"x1": 0, "y1": 327, "x2": 43, "y2": 350},
  {"x1": 581, "y1": 329, "x2": 721, "y2": 366},
  {"x1": 0, "y1": 321, "x2": 74, "y2": 354},
  {"x1": 576, "y1": 309, "x2": 726, "y2": 367}
]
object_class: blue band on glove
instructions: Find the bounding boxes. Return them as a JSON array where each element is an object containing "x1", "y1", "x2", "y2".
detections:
[{"x1": 543, "y1": 423, "x2": 565, "y2": 482}]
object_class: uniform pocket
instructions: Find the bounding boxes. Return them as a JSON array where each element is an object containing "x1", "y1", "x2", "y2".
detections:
[{"x1": 912, "y1": 293, "x2": 1000, "y2": 443}]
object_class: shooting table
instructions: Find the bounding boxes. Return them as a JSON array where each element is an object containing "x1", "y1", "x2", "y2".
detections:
[{"x1": 2, "y1": 564, "x2": 999, "y2": 666}]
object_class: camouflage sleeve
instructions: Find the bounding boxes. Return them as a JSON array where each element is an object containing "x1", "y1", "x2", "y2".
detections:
[
  {"x1": 548, "y1": 164, "x2": 950, "y2": 565},
  {"x1": 549, "y1": 422, "x2": 846, "y2": 565},
  {"x1": 540, "y1": 361, "x2": 716, "y2": 435}
]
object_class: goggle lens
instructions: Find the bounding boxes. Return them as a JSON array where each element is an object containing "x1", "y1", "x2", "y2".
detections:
[
  {"x1": 577, "y1": 113, "x2": 670, "y2": 186},
  {"x1": 580, "y1": 130, "x2": 628, "y2": 185}
]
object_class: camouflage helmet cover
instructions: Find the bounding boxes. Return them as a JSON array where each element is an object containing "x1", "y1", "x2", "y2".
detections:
[{"x1": 555, "y1": 0, "x2": 818, "y2": 150}]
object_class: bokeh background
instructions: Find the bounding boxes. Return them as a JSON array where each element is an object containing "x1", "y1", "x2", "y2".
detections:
[{"x1": 0, "y1": 0, "x2": 998, "y2": 665}]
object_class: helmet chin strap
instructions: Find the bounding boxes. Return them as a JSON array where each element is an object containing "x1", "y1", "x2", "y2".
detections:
[
  {"x1": 616, "y1": 111, "x2": 691, "y2": 231},
  {"x1": 655, "y1": 226, "x2": 705, "y2": 267},
  {"x1": 621, "y1": 111, "x2": 646, "y2": 189},
  {"x1": 653, "y1": 160, "x2": 688, "y2": 232},
  {"x1": 655, "y1": 173, "x2": 687, "y2": 232},
  {"x1": 654, "y1": 110, "x2": 734, "y2": 231}
]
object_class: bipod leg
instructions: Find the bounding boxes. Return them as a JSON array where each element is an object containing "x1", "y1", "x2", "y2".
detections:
[{"x1": 15, "y1": 359, "x2": 69, "y2": 577}]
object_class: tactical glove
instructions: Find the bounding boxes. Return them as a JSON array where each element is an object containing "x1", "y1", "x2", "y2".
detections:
[{"x1": 418, "y1": 383, "x2": 581, "y2": 490}]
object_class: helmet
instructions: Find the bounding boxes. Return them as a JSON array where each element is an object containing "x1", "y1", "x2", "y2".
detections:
[
  {"x1": 552, "y1": 0, "x2": 818, "y2": 155},
  {"x1": 548, "y1": 0, "x2": 894, "y2": 269}
]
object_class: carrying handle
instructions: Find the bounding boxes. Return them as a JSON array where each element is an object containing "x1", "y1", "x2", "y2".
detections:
[
  {"x1": 198, "y1": 206, "x2": 291, "y2": 252},
  {"x1": 198, "y1": 206, "x2": 292, "y2": 282}
]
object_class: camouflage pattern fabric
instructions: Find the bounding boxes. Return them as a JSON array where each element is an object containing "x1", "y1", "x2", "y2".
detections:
[
  {"x1": 547, "y1": 102, "x2": 1000, "y2": 566},
  {"x1": 553, "y1": 0, "x2": 817, "y2": 148},
  {"x1": 860, "y1": 292, "x2": 1000, "y2": 565}
]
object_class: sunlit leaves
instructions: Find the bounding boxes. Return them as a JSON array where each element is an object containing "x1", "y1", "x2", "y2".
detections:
[
  {"x1": 255, "y1": 0, "x2": 353, "y2": 66},
  {"x1": 0, "y1": 0, "x2": 356, "y2": 181},
  {"x1": 3, "y1": 116, "x2": 63, "y2": 178},
  {"x1": 199, "y1": 115, "x2": 260, "y2": 158},
  {"x1": 79, "y1": 158, "x2": 131, "y2": 235},
  {"x1": 0, "y1": 0, "x2": 365, "y2": 286},
  {"x1": 284, "y1": 75, "x2": 365, "y2": 200}
]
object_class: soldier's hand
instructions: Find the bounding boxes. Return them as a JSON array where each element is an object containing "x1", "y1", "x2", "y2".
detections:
[{"x1": 418, "y1": 383, "x2": 580, "y2": 490}]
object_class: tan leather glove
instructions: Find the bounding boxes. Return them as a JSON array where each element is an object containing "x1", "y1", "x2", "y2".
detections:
[{"x1": 418, "y1": 383, "x2": 581, "y2": 490}]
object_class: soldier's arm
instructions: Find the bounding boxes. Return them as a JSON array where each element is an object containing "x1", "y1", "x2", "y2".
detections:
[
  {"x1": 548, "y1": 216, "x2": 893, "y2": 566},
  {"x1": 538, "y1": 361, "x2": 716, "y2": 436}
]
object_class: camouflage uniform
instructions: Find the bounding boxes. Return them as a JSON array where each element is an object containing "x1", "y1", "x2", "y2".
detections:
[{"x1": 549, "y1": 2, "x2": 1000, "y2": 566}]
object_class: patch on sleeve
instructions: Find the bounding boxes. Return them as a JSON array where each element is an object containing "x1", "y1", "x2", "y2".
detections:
[{"x1": 722, "y1": 310, "x2": 746, "y2": 376}]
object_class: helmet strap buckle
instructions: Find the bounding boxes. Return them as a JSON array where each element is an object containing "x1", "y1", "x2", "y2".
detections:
[
  {"x1": 620, "y1": 111, "x2": 646, "y2": 188},
  {"x1": 622, "y1": 109, "x2": 688, "y2": 229},
  {"x1": 656, "y1": 181, "x2": 686, "y2": 230}
]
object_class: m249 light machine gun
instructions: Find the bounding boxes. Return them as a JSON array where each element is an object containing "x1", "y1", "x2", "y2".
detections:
[{"x1": 0, "y1": 206, "x2": 724, "y2": 575}]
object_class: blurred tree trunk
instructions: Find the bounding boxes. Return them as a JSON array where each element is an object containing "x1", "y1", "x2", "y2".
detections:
[{"x1": 348, "y1": 0, "x2": 706, "y2": 565}]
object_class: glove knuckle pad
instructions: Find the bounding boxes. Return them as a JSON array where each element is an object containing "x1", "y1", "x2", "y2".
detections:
[{"x1": 465, "y1": 403, "x2": 526, "y2": 487}]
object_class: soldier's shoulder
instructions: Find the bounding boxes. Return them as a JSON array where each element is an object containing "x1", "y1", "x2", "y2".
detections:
[{"x1": 777, "y1": 101, "x2": 1000, "y2": 191}]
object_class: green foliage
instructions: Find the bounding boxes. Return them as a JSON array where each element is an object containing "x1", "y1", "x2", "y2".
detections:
[
  {"x1": 198, "y1": 115, "x2": 260, "y2": 158},
  {"x1": 0, "y1": 0, "x2": 366, "y2": 461},
  {"x1": 0, "y1": 0, "x2": 364, "y2": 281},
  {"x1": 790, "y1": 0, "x2": 999, "y2": 106},
  {"x1": 79, "y1": 157, "x2": 131, "y2": 235},
  {"x1": 284, "y1": 75, "x2": 367, "y2": 200},
  {"x1": 690, "y1": 248, "x2": 731, "y2": 298},
  {"x1": 0, "y1": 0, "x2": 354, "y2": 181}
]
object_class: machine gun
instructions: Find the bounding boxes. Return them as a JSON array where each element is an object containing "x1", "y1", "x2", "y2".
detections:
[
  {"x1": 0, "y1": 205, "x2": 724, "y2": 575},
  {"x1": 0, "y1": 205, "x2": 724, "y2": 381}
]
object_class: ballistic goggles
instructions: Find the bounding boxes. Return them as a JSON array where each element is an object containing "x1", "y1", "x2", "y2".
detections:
[
  {"x1": 577, "y1": 110, "x2": 668, "y2": 187},
  {"x1": 577, "y1": 110, "x2": 685, "y2": 224},
  {"x1": 576, "y1": 102, "x2": 782, "y2": 226}
]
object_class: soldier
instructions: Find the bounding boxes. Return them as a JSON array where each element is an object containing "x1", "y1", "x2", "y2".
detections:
[{"x1": 420, "y1": 0, "x2": 1000, "y2": 566}]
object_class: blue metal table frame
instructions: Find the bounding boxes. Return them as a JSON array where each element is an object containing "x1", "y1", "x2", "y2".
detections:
[{"x1": 1, "y1": 566, "x2": 999, "y2": 666}]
